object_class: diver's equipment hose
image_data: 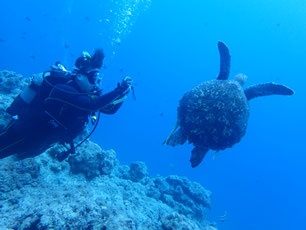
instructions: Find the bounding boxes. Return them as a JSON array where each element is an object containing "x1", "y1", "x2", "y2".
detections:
[
  {"x1": 57, "y1": 110, "x2": 101, "y2": 161},
  {"x1": 75, "y1": 110, "x2": 101, "y2": 149},
  {"x1": 131, "y1": 86, "x2": 136, "y2": 100}
]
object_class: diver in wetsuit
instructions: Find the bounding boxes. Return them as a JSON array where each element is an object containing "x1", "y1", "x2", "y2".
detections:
[{"x1": 0, "y1": 49, "x2": 132, "y2": 161}]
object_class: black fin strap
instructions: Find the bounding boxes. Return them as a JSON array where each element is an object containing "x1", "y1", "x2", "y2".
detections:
[{"x1": 57, "y1": 141, "x2": 75, "y2": 162}]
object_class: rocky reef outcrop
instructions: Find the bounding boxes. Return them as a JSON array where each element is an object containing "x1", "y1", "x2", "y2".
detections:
[
  {"x1": 0, "y1": 70, "x2": 217, "y2": 230},
  {"x1": 0, "y1": 70, "x2": 29, "y2": 131}
]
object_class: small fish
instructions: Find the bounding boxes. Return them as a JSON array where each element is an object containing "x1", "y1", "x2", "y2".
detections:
[
  {"x1": 20, "y1": 32, "x2": 27, "y2": 40},
  {"x1": 219, "y1": 211, "x2": 227, "y2": 222},
  {"x1": 25, "y1": 16, "x2": 31, "y2": 21},
  {"x1": 0, "y1": 38, "x2": 4, "y2": 42},
  {"x1": 30, "y1": 55, "x2": 36, "y2": 60},
  {"x1": 64, "y1": 43, "x2": 70, "y2": 49}
]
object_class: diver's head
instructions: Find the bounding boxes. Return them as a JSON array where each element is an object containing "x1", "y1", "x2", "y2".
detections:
[{"x1": 74, "y1": 49, "x2": 104, "y2": 93}]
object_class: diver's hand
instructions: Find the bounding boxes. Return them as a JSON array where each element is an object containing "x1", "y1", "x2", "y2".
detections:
[{"x1": 119, "y1": 76, "x2": 133, "y2": 95}]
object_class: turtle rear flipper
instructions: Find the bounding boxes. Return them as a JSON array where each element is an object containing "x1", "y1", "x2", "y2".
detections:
[
  {"x1": 244, "y1": 83, "x2": 294, "y2": 101},
  {"x1": 163, "y1": 121, "x2": 187, "y2": 146},
  {"x1": 190, "y1": 146, "x2": 209, "y2": 168},
  {"x1": 163, "y1": 127, "x2": 187, "y2": 146}
]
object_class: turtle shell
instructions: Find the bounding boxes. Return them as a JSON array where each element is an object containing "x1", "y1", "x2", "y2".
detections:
[{"x1": 177, "y1": 79, "x2": 249, "y2": 150}]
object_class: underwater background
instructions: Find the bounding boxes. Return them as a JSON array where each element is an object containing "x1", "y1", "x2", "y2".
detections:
[{"x1": 0, "y1": 0, "x2": 305, "y2": 229}]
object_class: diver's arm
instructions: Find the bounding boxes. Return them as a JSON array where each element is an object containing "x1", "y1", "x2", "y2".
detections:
[
  {"x1": 99, "y1": 100, "x2": 123, "y2": 114},
  {"x1": 98, "y1": 76, "x2": 132, "y2": 114},
  {"x1": 46, "y1": 84, "x2": 128, "y2": 112},
  {"x1": 95, "y1": 87, "x2": 127, "y2": 114}
]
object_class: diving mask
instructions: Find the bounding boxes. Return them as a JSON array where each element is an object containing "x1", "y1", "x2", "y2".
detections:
[{"x1": 86, "y1": 69, "x2": 102, "y2": 85}]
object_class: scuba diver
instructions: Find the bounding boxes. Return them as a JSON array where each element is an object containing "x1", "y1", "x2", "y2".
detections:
[{"x1": 0, "y1": 49, "x2": 133, "y2": 161}]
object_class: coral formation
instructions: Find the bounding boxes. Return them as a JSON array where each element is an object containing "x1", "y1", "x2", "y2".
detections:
[
  {"x1": 0, "y1": 70, "x2": 29, "y2": 131},
  {"x1": 0, "y1": 70, "x2": 217, "y2": 229},
  {"x1": 0, "y1": 141, "x2": 216, "y2": 230}
]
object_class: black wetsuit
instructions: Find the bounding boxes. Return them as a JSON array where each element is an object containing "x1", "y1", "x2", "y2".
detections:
[{"x1": 0, "y1": 72, "x2": 128, "y2": 159}]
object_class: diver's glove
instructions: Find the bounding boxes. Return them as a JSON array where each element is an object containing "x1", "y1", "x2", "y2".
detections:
[
  {"x1": 117, "y1": 76, "x2": 133, "y2": 95},
  {"x1": 56, "y1": 150, "x2": 71, "y2": 162},
  {"x1": 56, "y1": 141, "x2": 75, "y2": 162}
]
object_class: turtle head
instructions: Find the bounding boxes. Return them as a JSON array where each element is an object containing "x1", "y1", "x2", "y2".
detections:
[{"x1": 233, "y1": 74, "x2": 248, "y2": 86}]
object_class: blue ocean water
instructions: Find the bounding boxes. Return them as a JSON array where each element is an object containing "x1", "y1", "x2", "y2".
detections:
[{"x1": 0, "y1": 0, "x2": 305, "y2": 229}]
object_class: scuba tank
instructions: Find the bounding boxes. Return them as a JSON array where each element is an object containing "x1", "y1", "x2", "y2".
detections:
[
  {"x1": 6, "y1": 62, "x2": 69, "y2": 118},
  {"x1": 6, "y1": 73, "x2": 43, "y2": 118},
  {"x1": 21, "y1": 62, "x2": 69, "y2": 105},
  {"x1": 20, "y1": 73, "x2": 43, "y2": 104}
]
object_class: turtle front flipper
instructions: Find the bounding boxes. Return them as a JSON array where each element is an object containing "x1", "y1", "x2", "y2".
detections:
[
  {"x1": 217, "y1": 41, "x2": 231, "y2": 80},
  {"x1": 244, "y1": 83, "x2": 294, "y2": 101},
  {"x1": 190, "y1": 146, "x2": 209, "y2": 168},
  {"x1": 163, "y1": 122, "x2": 187, "y2": 146}
]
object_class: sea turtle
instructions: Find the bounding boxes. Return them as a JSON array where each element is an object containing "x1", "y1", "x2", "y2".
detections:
[{"x1": 164, "y1": 41, "x2": 294, "y2": 168}]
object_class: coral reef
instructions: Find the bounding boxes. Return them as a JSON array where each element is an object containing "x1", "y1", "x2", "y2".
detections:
[
  {"x1": 0, "y1": 70, "x2": 29, "y2": 131},
  {"x1": 0, "y1": 70, "x2": 217, "y2": 230},
  {"x1": 0, "y1": 141, "x2": 216, "y2": 230}
]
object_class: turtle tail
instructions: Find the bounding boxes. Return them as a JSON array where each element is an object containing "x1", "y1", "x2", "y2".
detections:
[
  {"x1": 217, "y1": 41, "x2": 231, "y2": 80},
  {"x1": 244, "y1": 83, "x2": 294, "y2": 101}
]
